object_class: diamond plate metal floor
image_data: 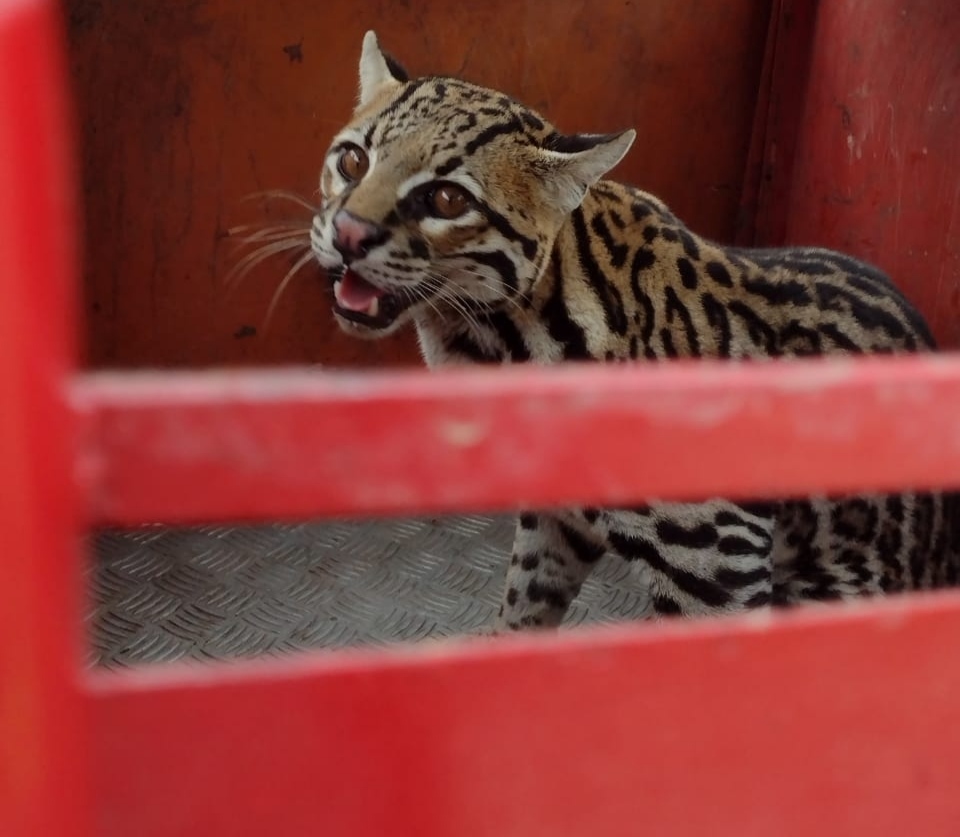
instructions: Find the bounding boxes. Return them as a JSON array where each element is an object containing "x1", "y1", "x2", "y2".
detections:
[{"x1": 89, "y1": 515, "x2": 652, "y2": 667}]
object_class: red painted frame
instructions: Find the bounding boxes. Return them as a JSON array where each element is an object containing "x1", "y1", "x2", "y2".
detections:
[
  {"x1": 5, "y1": 1, "x2": 960, "y2": 835},
  {"x1": 76, "y1": 357, "x2": 960, "y2": 526},
  {"x1": 0, "y1": 1, "x2": 88, "y2": 835}
]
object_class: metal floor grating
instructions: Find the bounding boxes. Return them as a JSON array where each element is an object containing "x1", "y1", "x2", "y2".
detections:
[{"x1": 88, "y1": 515, "x2": 652, "y2": 667}]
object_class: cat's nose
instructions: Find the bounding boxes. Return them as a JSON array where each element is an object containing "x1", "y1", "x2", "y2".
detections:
[{"x1": 332, "y1": 210, "x2": 387, "y2": 261}]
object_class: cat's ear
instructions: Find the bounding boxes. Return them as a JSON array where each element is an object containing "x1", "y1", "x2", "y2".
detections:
[
  {"x1": 358, "y1": 31, "x2": 408, "y2": 106},
  {"x1": 535, "y1": 130, "x2": 636, "y2": 214}
]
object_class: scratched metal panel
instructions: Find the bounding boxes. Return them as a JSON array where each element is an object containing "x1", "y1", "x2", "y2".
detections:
[{"x1": 88, "y1": 515, "x2": 651, "y2": 667}]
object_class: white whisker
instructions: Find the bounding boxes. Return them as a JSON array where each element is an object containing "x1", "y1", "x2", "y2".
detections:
[
  {"x1": 263, "y1": 249, "x2": 318, "y2": 333},
  {"x1": 424, "y1": 266, "x2": 527, "y2": 318},
  {"x1": 446, "y1": 265, "x2": 530, "y2": 311},
  {"x1": 419, "y1": 271, "x2": 487, "y2": 334},
  {"x1": 224, "y1": 238, "x2": 311, "y2": 292},
  {"x1": 241, "y1": 189, "x2": 318, "y2": 213},
  {"x1": 228, "y1": 223, "x2": 313, "y2": 242}
]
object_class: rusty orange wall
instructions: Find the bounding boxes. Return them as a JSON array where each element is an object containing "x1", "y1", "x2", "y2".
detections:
[
  {"x1": 780, "y1": 0, "x2": 960, "y2": 348},
  {"x1": 64, "y1": 0, "x2": 771, "y2": 369}
]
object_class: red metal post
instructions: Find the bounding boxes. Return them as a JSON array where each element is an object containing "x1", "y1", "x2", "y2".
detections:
[{"x1": 0, "y1": 1, "x2": 88, "y2": 835}]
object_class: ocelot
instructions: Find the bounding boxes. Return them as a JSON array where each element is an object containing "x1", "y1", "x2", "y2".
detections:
[{"x1": 307, "y1": 31, "x2": 959, "y2": 632}]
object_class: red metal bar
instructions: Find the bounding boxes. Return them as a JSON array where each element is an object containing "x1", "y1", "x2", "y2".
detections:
[
  {"x1": 76, "y1": 355, "x2": 960, "y2": 526},
  {"x1": 87, "y1": 589, "x2": 960, "y2": 837},
  {"x1": 0, "y1": 0, "x2": 88, "y2": 835}
]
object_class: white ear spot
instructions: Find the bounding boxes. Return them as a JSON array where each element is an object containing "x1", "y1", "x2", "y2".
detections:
[
  {"x1": 358, "y1": 30, "x2": 399, "y2": 106},
  {"x1": 537, "y1": 129, "x2": 636, "y2": 215}
]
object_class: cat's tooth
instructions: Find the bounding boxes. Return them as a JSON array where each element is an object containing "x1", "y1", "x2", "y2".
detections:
[
  {"x1": 334, "y1": 279, "x2": 343, "y2": 304},
  {"x1": 367, "y1": 296, "x2": 379, "y2": 318}
]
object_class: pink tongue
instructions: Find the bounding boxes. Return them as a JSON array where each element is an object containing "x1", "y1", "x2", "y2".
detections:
[{"x1": 338, "y1": 269, "x2": 385, "y2": 312}]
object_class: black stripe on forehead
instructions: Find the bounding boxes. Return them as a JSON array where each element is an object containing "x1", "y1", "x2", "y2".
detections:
[
  {"x1": 364, "y1": 75, "x2": 547, "y2": 149},
  {"x1": 363, "y1": 79, "x2": 428, "y2": 145},
  {"x1": 367, "y1": 86, "x2": 459, "y2": 147},
  {"x1": 434, "y1": 156, "x2": 464, "y2": 177},
  {"x1": 465, "y1": 114, "x2": 525, "y2": 154},
  {"x1": 377, "y1": 78, "x2": 427, "y2": 118}
]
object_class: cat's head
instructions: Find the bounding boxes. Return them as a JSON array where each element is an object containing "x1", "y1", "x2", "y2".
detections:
[{"x1": 312, "y1": 31, "x2": 635, "y2": 338}]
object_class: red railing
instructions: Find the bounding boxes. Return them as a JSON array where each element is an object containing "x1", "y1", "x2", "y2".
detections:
[
  {"x1": 4, "y1": 2, "x2": 960, "y2": 836},
  {"x1": 75, "y1": 358, "x2": 960, "y2": 525}
]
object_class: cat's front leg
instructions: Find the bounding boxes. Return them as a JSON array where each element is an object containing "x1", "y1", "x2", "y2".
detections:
[{"x1": 494, "y1": 511, "x2": 608, "y2": 632}]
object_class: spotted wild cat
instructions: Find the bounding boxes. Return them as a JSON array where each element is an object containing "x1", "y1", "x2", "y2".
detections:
[{"x1": 307, "y1": 31, "x2": 959, "y2": 632}]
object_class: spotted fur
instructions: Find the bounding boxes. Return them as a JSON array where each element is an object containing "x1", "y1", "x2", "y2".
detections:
[{"x1": 310, "y1": 32, "x2": 960, "y2": 631}]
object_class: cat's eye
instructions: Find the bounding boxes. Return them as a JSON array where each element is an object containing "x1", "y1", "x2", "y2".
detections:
[
  {"x1": 337, "y1": 144, "x2": 369, "y2": 182},
  {"x1": 427, "y1": 183, "x2": 471, "y2": 219}
]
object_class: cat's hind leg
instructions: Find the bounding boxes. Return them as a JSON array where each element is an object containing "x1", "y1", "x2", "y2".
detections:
[{"x1": 602, "y1": 501, "x2": 777, "y2": 617}]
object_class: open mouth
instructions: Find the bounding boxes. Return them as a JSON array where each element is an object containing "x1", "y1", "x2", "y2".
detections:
[{"x1": 332, "y1": 269, "x2": 407, "y2": 330}]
